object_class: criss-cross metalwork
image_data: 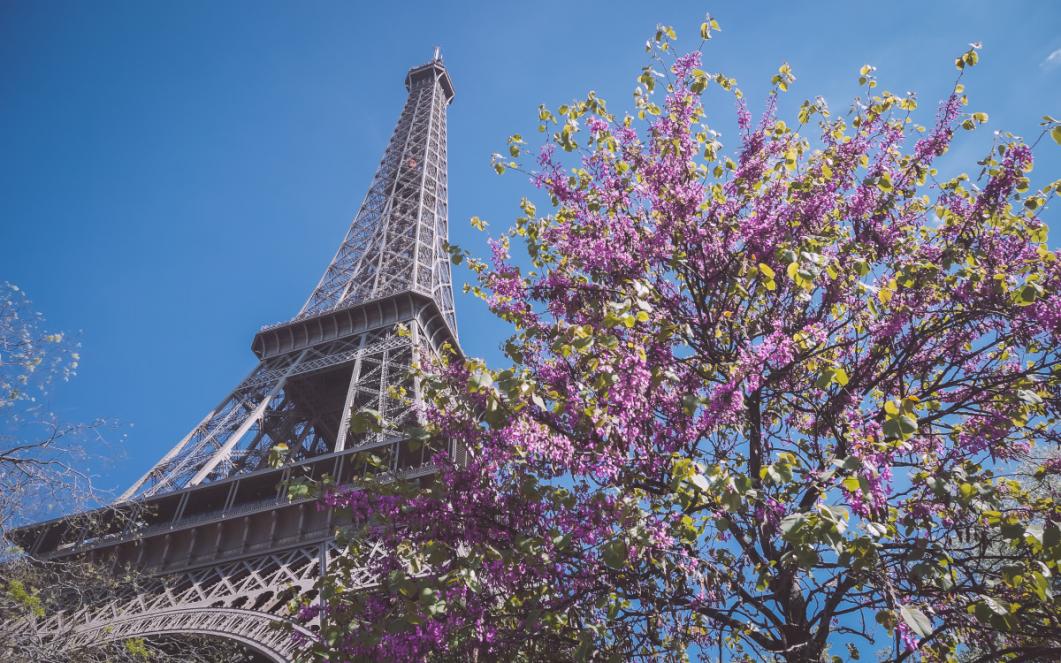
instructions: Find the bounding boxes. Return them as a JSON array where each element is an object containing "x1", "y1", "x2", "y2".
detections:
[
  {"x1": 121, "y1": 51, "x2": 457, "y2": 501},
  {"x1": 48, "y1": 543, "x2": 343, "y2": 662},
  {"x1": 10, "y1": 50, "x2": 459, "y2": 662},
  {"x1": 300, "y1": 52, "x2": 457, "y2": 333}
]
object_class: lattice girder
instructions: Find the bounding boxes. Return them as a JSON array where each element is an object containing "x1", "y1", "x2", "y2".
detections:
[
  {"x1": 121, "y1": 51, "x2": 458, "y2": 501},
  {"x1": 299, "y1": 57, "x2": 456, "y2": 335},
  {"x1": 11, "y1": 51, "x2": 460, "y2": 663},
  {"x1": 35, "y1": 540, "x2": 385, "y2": 662}
]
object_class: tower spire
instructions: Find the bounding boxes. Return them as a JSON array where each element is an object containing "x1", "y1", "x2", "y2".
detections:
[
  {"x1": 120, "y1": 54, "x2": 459, "y2": 500},
  {"x1": 296, "y1": 52, "x2": 456, "y2": 338}
]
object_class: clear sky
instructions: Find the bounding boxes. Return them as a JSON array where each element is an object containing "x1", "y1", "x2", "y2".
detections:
[{"x1": 2, "y1": 1, "x2": 1059, "y2": 497}]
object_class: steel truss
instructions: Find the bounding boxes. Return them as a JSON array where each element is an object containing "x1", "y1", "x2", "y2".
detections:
[
  {"x1": 14, "y1": 51, "x2": 460, "y2": 662},
  {"x1": 45, "y1": 540, "x2": 384, "y2": 662},
  {"x1": 122, "y1": 51, "x2": 459, "y2": 502}
]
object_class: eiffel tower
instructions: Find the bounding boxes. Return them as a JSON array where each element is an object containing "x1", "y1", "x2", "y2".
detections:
[{"x1": 12, "y1": 49, "x2": 459, "y2": 662}]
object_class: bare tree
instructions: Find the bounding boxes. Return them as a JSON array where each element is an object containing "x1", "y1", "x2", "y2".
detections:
[
  {"x1": 0, "y1": 282, "x2": 255, "y2": 661},
  {"x1": 0, "y1": 282, "x2": 108, "y2": 535}
]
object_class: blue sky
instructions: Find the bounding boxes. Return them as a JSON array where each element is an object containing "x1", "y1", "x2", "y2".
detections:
[{"x1": 2, "y1": 0, "x2": 1059, "y2": 497}]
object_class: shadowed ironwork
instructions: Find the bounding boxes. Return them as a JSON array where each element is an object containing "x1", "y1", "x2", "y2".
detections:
[{"x1": 12, "y1": 50, "x2": 458, "y2": 661}]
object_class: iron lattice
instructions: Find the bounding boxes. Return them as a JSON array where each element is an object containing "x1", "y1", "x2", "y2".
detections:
[
  {"x1": 13, "y1": 50, "x2": 459, "y2": 662},
  {"x1": 123, "y1": 51, "x2": 458, "y2": 501}
]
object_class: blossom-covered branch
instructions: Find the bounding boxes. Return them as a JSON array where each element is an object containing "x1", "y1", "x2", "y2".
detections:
[{"x1": 300, "y1": 20, "x2": 1061, "y2": 663}]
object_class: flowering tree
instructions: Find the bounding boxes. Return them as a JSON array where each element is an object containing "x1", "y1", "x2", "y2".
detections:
[{"x1": 300, "y1": 20, "x2": 1061, "y2": 662}]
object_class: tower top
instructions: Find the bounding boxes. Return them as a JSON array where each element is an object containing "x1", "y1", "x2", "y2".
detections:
[
  {"x1": 117, "y1": 50, "x2": 460, "y2": 500},
  {"x1": 406, "y1": 48, "x2": 454, "y2": 103},
  {"x1": 279, "y1": 48, "x2": 459, "y2": 343}
]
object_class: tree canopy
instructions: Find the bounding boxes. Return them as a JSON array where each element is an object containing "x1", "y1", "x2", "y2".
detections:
[{"x1": 298, "y1": 19, "x2": 1061, "y2": 663}]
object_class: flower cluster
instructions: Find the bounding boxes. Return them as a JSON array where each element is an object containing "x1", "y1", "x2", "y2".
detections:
[{"x1": 299, "y1": 25, "x2": 1061, "y2": 663}]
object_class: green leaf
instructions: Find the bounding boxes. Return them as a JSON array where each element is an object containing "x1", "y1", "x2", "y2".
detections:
[
  {"x1": 690, "y1": 70, "x2": 709, "y2": 94},
  {"x1": 267, "y1": 442, "x2": 290, "y2": 468},
  {"x1": 681, "y1": 393, "x2": 699, "y2": 416},
  {"x1": 689, "y1": 473, "x2": 710, "y2": 493},
  {"x1": 833, "y1": 368, "x2": 850, "y2": 387},
  {"x1": 842, "y1": 476, "x2": 861, "y2": 492},
  {"x1": 840, "y1": 456, "x2": 862, "y2": 471},
  {"x1": 1016, "y1": 389, "x2": 1043, "y2": 405},
  {"x1": 349, "y1": 409, "x2": 383, "y2": 434},
  {"x1": 899, "y1": 605, "x2": 933, "y2": 638},
  {"x1": 816, "y1": 368, "x2": 835, "y2": 389},
  {"x1": 697, "y1": 16, "x2": 721, "y2": 41},
  {"x1": 1016, "y1": 282, "x2": 1042, "y2": 306},
  {"x1": 895, "y1": 414, "x2": 918, "y2": 437},
  {"x1": 1025, "y1": 524, "x2": 1044, "y2": 545},
  {"x1": 773, "y1": 462, "x2": 793, "y2": 484},
  {"x1": 1052, "y1": 125, "x2": 1061, "y2": 146},
  {"x1": 780, "y1": 513, "x2": 804, "y2": 539},
  {"x1": 1031, "y1": 572, "x2": 1050, "y2": 601},
  {"x1": 794, "y1": 546, "x2": 819, "y2": 568},
  {"x1": 287, "y1": 480, "x2": 312, "y2": 500},
  {"x1": 865, "y1": 521, "x2": 887, "y2": 538},
  {"x1": 1044, "y1": 522, "x2": 1060, "y2": 548},
  {"x1": 469, "y1": 367, "x2": 494, "y2": 390},
  {"x1": 982, "y1": 596, "x2": 1009, "y2": 616},
  {"x1": 601, "y1": 538, "x2": 629, "y2": 569}
]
